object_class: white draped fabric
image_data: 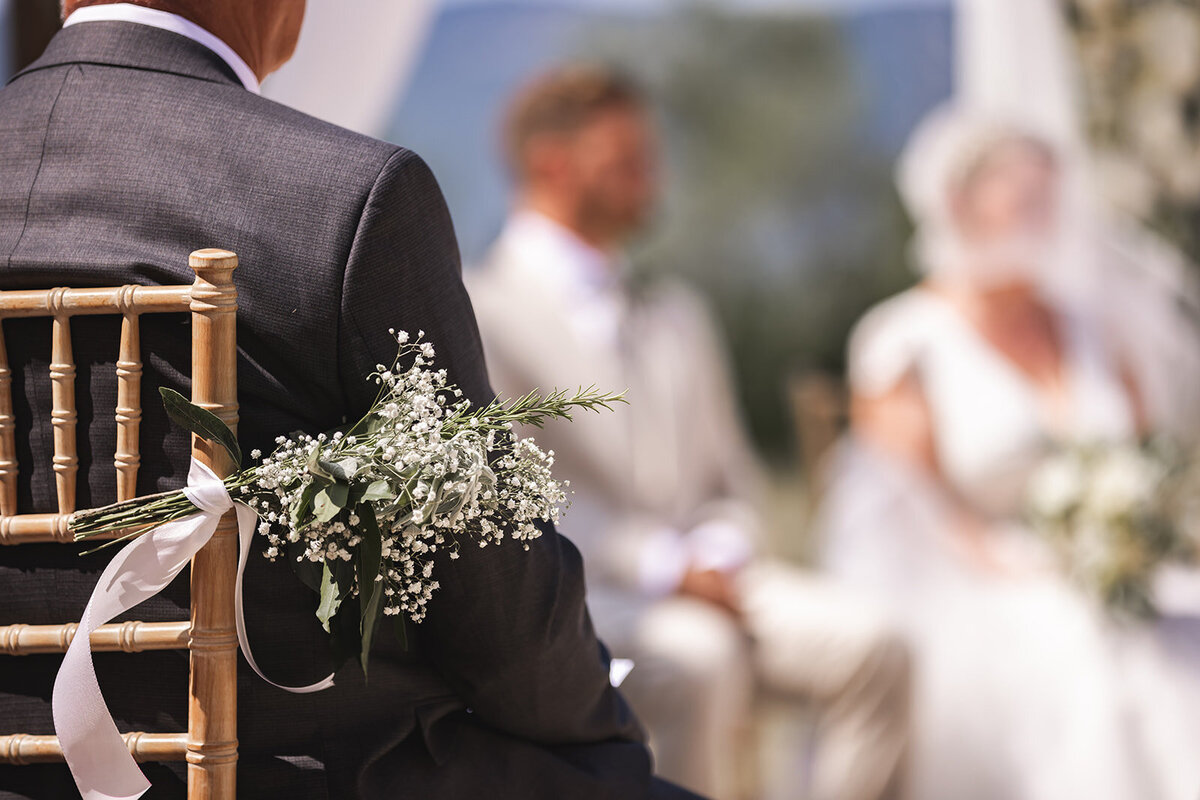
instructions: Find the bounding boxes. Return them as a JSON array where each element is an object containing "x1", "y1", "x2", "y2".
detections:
[
  {"x1": 956, "y1": 0, "x2": 1080, "y2": 149},
  {"x1": 955, "y1": 0, "x2": 1200, "y2": 441},
  {"x1": 262, "y1": 0, "x2": 436, "y2": 138}
]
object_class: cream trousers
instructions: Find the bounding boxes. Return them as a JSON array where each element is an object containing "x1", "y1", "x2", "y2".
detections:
[{"x1": 592, "y1": 561, "x2": 911, "y2": 800}]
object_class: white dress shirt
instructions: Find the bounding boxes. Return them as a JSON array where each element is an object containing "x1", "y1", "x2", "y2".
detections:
[
  {"x1": 62, "y1": 3, "x2": 260, "y2": 94},
  {"x1": 492, "y1": 210, "x2": 625, "y2": 348}
]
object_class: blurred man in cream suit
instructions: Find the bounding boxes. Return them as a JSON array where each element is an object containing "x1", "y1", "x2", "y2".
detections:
[{"x1": 469, "y1": 67, "x2": 912, "y2": 800}]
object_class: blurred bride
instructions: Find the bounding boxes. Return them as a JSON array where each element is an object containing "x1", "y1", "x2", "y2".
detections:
[{"x1": 817, "y1": 103, "x2": 1200, "y2": 800}]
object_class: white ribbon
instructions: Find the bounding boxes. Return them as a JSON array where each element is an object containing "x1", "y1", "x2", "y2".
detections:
[{"x1": 53, "y1": 458, "x2": 335, "y2": 800}]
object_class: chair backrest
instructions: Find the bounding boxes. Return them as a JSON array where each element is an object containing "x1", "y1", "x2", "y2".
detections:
[
  {"x1": 789, "y1": 370, "x2": 849, "y2": 519},
  {"x1": 0, "y1": 249, "x2": 240, "y2": 800}
]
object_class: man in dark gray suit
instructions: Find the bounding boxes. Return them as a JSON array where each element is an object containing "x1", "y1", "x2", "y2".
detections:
[{"x1": 0, "y1": 2, "x2": 699, "y2": 798}]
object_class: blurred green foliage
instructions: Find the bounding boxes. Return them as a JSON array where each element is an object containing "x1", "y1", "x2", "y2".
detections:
[
  {"x1": 582, "y1": 8, "x2": 915, "y2": 461},
  {"x1": 1066, "y1": 0, "x2": 1200, "y2": 263}
]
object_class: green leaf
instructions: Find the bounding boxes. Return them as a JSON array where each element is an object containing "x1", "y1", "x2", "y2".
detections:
[
  {"x1": 356, "y1": 504, "x2": 383, "y2": 612},
  {"x1": 316, "y1": 563, "x2": 342, "y2": 633},
  {"x1": 292, "y1": 481, "x2": 320, "y2": 529},
  {"x1": 289, "y1": 544, "x2": 323, "y2": 593},
  {"x1": 312, "y1": 482, "x2": 349, "y2": 523},
  {"x1": 159, "y1": 387, "x2": 241, "y2": 467},
  {"x1": 362, "y1": 480, "x2": 393, "y2": 502},
  {"x1": 356, "y1": 504, "x2": 385, "y2": 678},
  {"x1": 307, "y1": 449, "x2": 333, "y2": 485},
  {"x1": 322, "y1": 458, "x2": 360, "y2": 483},
  {"x1": 359, "y1": 589, "x2": 384, "y2": 680},
  {"x1": 345, "y1": 481, "x2": 366, "y2": 509}
]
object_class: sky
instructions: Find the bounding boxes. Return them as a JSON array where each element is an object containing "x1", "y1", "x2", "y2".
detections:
[{"x1": 393, "y1": 0, "x2": 954, "y2": 259}]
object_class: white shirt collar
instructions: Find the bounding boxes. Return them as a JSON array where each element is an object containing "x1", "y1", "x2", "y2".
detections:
[
  {"x1": 491, "y1": 210, "x2": 627, "y2": 347},
  {"x1": 496, "y1": 210, "x2": 622, "y2": 299},
  {"x1": 62, "y1": 3, "x2": 260, "y2": 94}
]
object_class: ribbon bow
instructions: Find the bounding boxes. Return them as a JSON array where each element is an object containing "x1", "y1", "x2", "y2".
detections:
[{"x1": 52, "y1": 458, "x2": 334, "y2": 800}]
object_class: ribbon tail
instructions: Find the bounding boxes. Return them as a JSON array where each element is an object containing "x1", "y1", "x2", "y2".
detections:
[
  {"x1": 233, "y1": 502, "x2": 335, "y2": 693},
  {"x1": 53, "y1": 509, "x2": 221, "y2": 800},
  {"x1": 52, "y1": 459, "x2": 334, "y2": 800}
]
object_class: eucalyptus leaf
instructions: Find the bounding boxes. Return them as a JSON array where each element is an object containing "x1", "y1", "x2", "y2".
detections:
[
  {"x1": 307, "y1": 449, "x2": 333, "y2": 485},
  {"x1": 288, "y1": 540, "x2": 323, "y2": 592},
  {"x1": 328, "y1": 481, "x2": 350, "y2": 508},
  {"x1": 356, "y1": 504, "x2": 383, "y2": 611},
  {"x1": 316, "y1": 563, "x2": 342, "y2": 633},
  {"x1": 159, "y1": 387, "x2": 241, "y2": 467},
  {"x1": 321, "y1": 458, "x2": 360, "y2": 483},
  {"x1": 292, "y1": 481, "x2": 320, "y2": 528},
  {"x1": 312, "y1": 482, "x2": 350, "y2": 523},
  {"x1": 331, "y1": 555, "x2": 356, "y2": 590},
  {"x1": 356, "y1": 504, "x2": 384, "y2": 678},
  {"x1": 478, "y1": 465, "x2": 497, "y2": 494},
  {"x1": 362, "y1": 480, "x2": 393, "y2": 502},
  {"x1": 345, "y1": 481, "x2": 366, "y2": 509},
  {"x1": 312, "y1": 490, "x2": 334, "y2": 523},
  {"x1": 359, "y1": 587, "x2": 384, "y2": 679}
]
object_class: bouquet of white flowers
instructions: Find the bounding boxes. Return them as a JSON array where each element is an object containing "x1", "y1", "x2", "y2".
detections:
[
  {"x1": 1026, "y1": 440, "x2": 1195, "y2": 619},
  {"x1": 71, "y1": 330, "x2": 624, "y2": 672}
]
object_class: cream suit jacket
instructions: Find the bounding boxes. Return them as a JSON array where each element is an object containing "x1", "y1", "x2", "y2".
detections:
[{"x1": 468, "y1": 225, "x2": 765, "y2": 596}]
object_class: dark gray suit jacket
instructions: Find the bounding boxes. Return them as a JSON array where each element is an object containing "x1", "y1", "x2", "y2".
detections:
[{"x1": 0, "y1": 21, "x2": 700, "y2": 800}]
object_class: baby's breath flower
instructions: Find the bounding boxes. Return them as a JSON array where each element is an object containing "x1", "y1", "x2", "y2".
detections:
[{"x1": 72, "y1": 329, "x2": 621, "y2": 664}]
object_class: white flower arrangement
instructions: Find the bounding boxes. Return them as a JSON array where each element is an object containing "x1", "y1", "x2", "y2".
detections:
[
  {"x1": 71, "y1": 331, "x2": 624, "y2": 671},
  {"x1": 1026, "y1": 439, "x2": 1195, "y2": 619}
]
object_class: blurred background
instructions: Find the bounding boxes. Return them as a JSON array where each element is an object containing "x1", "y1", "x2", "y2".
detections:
[
  {"x1": 387, "y1": 0, "x2": 951, "y2": 459},
  {"x1": 9, "y1": 2, "x2": 1200, "y2": 797},
  {"x1": 8, "y1": 0, "x2": 1197, "y2": 495}
]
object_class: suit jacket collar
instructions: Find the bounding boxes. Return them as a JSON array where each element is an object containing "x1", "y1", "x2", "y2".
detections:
[{"x1": 9, "y1": 20, "x2": 242, "y2": 89}]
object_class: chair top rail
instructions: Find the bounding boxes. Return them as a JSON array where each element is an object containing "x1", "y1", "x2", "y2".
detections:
[{"x1": 0, "y1": 285, "x2": 192, "y2": 319}]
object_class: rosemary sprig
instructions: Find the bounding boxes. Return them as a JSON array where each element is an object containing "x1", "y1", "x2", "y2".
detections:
[
  {"x1": 448, "y1": 386, "x2": 628, "y2": 432},
  {"x1": 70, "y1": 387, "x2": 625, "y2": 542}
]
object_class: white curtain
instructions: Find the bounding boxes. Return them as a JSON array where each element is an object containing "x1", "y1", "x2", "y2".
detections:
[
  {"x1": 956, "y1": 0, "x2": 1081, "y2": 148},
  {"x1": 262, "y1": 0, "x2": 437, "y2": 138}
]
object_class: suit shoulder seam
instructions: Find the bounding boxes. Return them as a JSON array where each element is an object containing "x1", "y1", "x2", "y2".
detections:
[{"x1": 6, "y1": 66, "x2": 76, "y2": 270}]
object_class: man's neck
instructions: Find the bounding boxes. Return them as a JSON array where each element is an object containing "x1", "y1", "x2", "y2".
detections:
[
  {"x1": 505, "y1": 207, "x2": 625, "y2": 296},
  {"x1": 521, "y1": 195, "x2": 621, "y2": 255}
]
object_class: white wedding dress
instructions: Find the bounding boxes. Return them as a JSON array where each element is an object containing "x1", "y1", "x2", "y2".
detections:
[{"x1": 818, "y1": 287, "x2": 1200, "y2": 800}]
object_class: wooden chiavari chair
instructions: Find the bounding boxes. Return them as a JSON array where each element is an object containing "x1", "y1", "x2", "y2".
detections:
[{"x1": 0, "y1": 249, "x2": 241, "y2": 799}]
